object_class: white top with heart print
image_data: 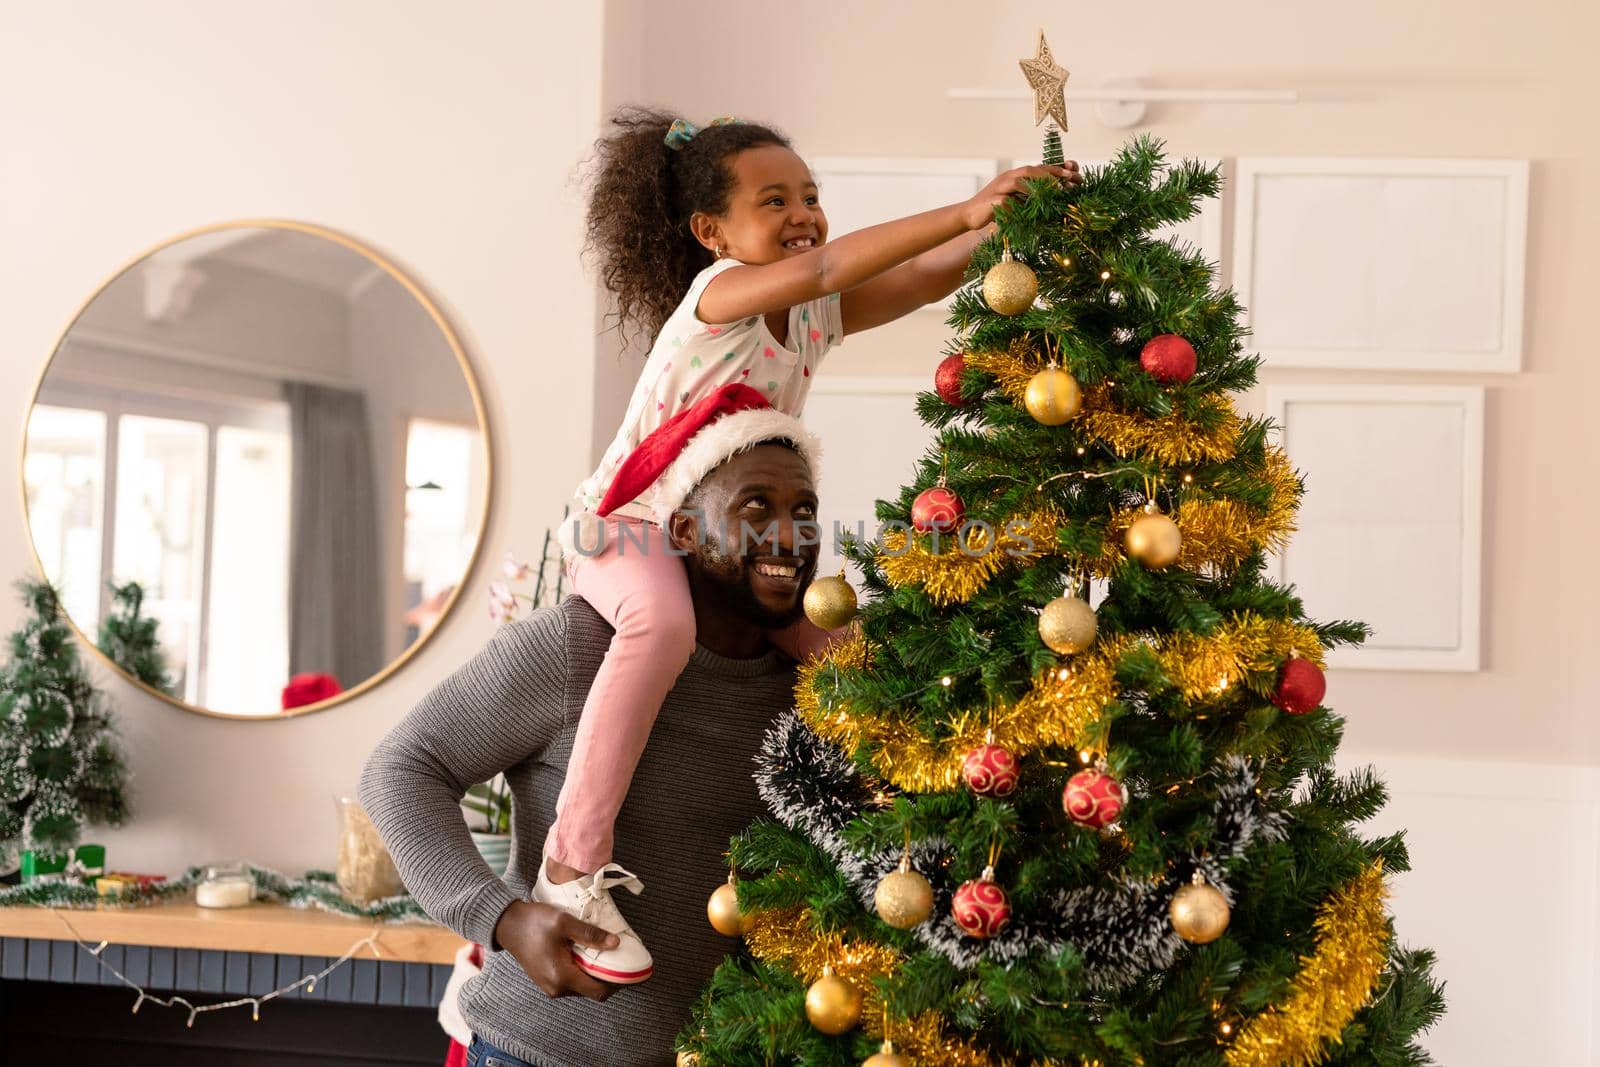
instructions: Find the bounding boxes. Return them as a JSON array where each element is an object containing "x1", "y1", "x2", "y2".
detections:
[{"x1": 573, "y1": 257, "x2": 844, "y2": 523}]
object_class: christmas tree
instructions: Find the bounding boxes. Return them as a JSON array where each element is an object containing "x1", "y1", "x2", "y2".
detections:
[
  {"x1": 98, "y1": 580, "x2": 174, "y2": 696},
  {"x1": 0, "y1": 578, "x2": 130, "y2": 861},
  {"x1": 680, "y1": 38, "x2": 1444, "y2": 1067}
]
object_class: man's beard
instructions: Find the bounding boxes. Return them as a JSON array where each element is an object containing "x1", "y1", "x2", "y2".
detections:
[{"x1": 693, "y1": 534, "x2": 806, "y2": 630}]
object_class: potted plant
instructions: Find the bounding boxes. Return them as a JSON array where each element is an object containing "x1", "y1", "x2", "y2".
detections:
[{"x1": 463, "y1": 775, "x2": 512, "y2": 876}]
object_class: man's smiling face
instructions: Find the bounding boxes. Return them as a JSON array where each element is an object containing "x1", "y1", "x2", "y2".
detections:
[{"x1": 673, "y1": 442, "x2": 820, "y2": 628}]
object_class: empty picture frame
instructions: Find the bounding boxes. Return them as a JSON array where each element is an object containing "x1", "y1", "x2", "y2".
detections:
[
  {"x1": 1007, "y1": 156, "x2": 1226, "y2": 266},
  {"x1": 1266, "y1": 384, "x2": 1485, "y2": 671},
  {"x1": 810, "y1": 157, "x2": 999, "y2": 311},
  {"x1": 802, "y1": 375, "x2": 939, "y2": 579},
  {"x1": 1235, "y1": 158, "x2": 1529, "y2": 372}
]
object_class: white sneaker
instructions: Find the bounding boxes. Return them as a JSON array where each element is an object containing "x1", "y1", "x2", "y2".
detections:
[{"x1": 531, "y1": 859, "x2": 654, "y2": 984}]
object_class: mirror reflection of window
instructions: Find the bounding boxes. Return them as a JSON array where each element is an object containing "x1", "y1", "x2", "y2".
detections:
[
  {"x1": 113, "y1": 414, "x2": 208, "y2": 703},
  {"x1": 23, "y1": 405, "x2": 108, "y2": 630},
  {"x1": 403, "y1": 418, "x2": 481, "y2": 644},
  {"x1": 205, "y1": 420, "x2": 291, "y2": 713}
]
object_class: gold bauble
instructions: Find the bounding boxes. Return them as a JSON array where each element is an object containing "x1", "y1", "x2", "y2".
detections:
[
  {"x1": 1023, "y1": 366, "x2": 1082, "y2": 425},
  {"x1": 1038, "y1": 595, "x2": 1097, "y2": 654},
  {"x1": 982, "y1": 257, "x2": 1038, "y2": 316},
  {"x1": 1124, "y1": 506, "x2": 1182, "y2": 569},
  {"x1": 707, "y1": 877, "x2": 749, "y2": 936},
  {"x1": 675, "y1": 1052, "x2": 700, "y2": 1067},
  {"x1": 804, "y1": 574, "x2": 859, "y2": 631},
  {"x1": 804, "y1": 965, "x2": 863, "y2": 1035},
  {"x1": 1169, "y1": 875, "x2": 1231, "y2": 944},
  {"x1": 874, "y1": 857, "x2": 934, "y2": 929},
  {"x1": 864, "y1": 1039, "x2": 911, "y2": 1067}
]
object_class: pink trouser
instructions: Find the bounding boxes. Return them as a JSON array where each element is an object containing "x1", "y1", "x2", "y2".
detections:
[{"x1": 547, "y1": 516, "x2": 837, "y2": 871}]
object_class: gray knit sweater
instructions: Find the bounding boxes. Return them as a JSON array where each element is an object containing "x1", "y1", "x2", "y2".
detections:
[{"x1": 358, "y1": 597, "x2": 794, "y2": 1066}]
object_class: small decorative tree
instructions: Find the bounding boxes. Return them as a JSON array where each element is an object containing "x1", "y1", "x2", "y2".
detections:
[
  {"x1": 0, "y1": 578, "x2": 130, "y2": 864},
  {"x1": 97, "y1": 580, "x2": 174, "y2": 695}
]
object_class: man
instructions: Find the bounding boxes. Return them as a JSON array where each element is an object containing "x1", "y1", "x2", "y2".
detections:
[{"x1": 359, "y1": 406, "x2": 823, "y2": 1067}]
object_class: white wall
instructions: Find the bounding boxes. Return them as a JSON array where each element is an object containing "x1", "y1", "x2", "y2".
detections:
[{"x1": 0, "y1": 0, "x2": 605, "y2": 872}]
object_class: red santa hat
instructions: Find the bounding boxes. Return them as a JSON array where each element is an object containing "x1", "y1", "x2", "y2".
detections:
[{"x1": 598, "y1": 383, "x2": 821, "y2": 521}]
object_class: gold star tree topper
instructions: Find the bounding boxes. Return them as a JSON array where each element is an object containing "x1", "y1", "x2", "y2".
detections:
[{"x1": 1019, "y1": 30, "x2": 1070, "y2": 130}]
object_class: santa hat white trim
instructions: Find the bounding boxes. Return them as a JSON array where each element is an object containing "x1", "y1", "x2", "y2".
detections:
[{"x1": 650, "y1": 408, "x2": 821, "y2": 522}]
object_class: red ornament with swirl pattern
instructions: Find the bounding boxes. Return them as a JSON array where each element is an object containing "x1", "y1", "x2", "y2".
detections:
[
  {"x1": 1063, "y1": 767, "x2": 1127, "y2": 829},
  {"x1": 935, "y1": 353, "x2": 969, "y2": 406},
  {"x1": 911, "y1": 486, "x2": 965, "y2": 533},
  {"x1": 962, "y1": 743, "x2": 1019, "y2": 798},
  {"x1": 952, "y1": 867, "x2": 1011, "y2": 938}
]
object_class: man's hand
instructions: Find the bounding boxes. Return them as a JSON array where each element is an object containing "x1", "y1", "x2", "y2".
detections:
[{"x1": 494, "y1": 899, "x2": 619, "y2": 1001}]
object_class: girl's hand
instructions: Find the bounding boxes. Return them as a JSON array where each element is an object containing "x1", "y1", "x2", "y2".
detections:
[{"x1": 961, "y1": 162, "x2": 1081, "y2": 230}]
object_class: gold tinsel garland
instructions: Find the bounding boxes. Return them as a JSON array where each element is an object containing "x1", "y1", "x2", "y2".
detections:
[
  {"x1": 873, "y1": 446, "x2": 1298, "y2": 606},
  {"x1": 1224, "y1": 862, "x2": 1391, "y2": 1066},
  {"x1": 798, "y1": 619, "x2": 1323, "y2": 792},
  {"x1": 877, "y1": 508, "x2": 1065, "y2": 607},
  {"x1": 1093, "y1": 450, "x2": 1300, "y2": 576},
  {"x1": 964, "y1": 346, "x2": 1240, "y2": 466},
  {"x1": 742, "y1": 904, "x2": 1076, "y2": 1067}
]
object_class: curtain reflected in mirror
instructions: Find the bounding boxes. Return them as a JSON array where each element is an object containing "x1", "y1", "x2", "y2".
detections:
[{"x1": 22, "y1": 222, "x2": 489, "y2": 717}]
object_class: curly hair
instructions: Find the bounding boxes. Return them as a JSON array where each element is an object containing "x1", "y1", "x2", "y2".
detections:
[{"x1": 582, "y1": 106, "x2": 790, "y2": 346}]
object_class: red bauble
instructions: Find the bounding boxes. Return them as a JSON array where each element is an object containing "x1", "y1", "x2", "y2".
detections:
[
  {"x1": 962, "y1": 744, "x2": 1019, "y2": 798},
  {"x1": 1063, "y1": 768, "x2": 1127, "y2": 829},
  {"x1": 1139, "y1": 334, "x2": 1197, "y2": 384},
  {"x1": 935, "y1": 353, "x2": 969, "y2": 406},
  {"x1": 1272, "y1": 657, "x2": 1327, "y2": 715},
  {"x1": 952, "y1": 874, "x2": 1011, "y2": 938},
  {"x1": 911, "y1": 486, "x2": 965, "y2": 533}
]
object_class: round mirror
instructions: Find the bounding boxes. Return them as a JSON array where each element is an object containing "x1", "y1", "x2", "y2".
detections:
[{"x1": 21, "y1": 221, "x2": 490, "y2": 718}]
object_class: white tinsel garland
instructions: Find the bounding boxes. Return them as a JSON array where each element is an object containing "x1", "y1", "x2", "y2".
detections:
[{"x1": 753, "y1": 712, "x2": 1285, "y2": 988}]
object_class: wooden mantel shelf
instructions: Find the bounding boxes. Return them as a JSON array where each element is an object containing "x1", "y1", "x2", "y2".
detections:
[{"x1": 0, "y1": 900, "x2": 465, "y2": 965}]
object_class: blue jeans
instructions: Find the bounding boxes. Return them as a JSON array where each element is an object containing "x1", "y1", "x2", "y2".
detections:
[{"x1": 466, "y1": 1034, "x2": 537, "y2": 1067}]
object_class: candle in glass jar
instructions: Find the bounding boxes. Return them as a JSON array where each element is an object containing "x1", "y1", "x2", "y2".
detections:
[{"x1": 196, "y1": 864, "x2": 255, "y2": 908}]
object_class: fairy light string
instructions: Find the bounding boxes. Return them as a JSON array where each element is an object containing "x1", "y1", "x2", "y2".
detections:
[{"x1": 47, "y1": 907, "x2": 387, "y2": 1028}]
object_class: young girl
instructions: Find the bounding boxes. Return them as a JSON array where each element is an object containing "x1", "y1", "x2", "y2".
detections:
[{"x1": 539, "y1": 106, "x2": 1077, "y2": 983}]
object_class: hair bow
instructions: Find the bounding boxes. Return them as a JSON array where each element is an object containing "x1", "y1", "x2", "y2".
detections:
[{"x1": 664, "y1": 115, "x2": 744, "y2": 150}]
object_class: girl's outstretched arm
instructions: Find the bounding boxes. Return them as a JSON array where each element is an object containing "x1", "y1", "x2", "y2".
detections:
[
  {"x1": 839, "y1": 162, "x2": 1082, "y2": 335},
  {"x1": 696, "y1": 164, "x2": 1073, "y2": 325}
]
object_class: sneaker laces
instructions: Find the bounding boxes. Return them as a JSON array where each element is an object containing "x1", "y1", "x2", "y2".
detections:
[{"x1": 575, "y1": 863, "x2": 645, "y2": 927}]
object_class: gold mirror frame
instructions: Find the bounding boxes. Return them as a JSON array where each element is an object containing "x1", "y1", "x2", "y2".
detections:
[{"x1": 19, "y1": 218, "x2": 493, "y2": 720}]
